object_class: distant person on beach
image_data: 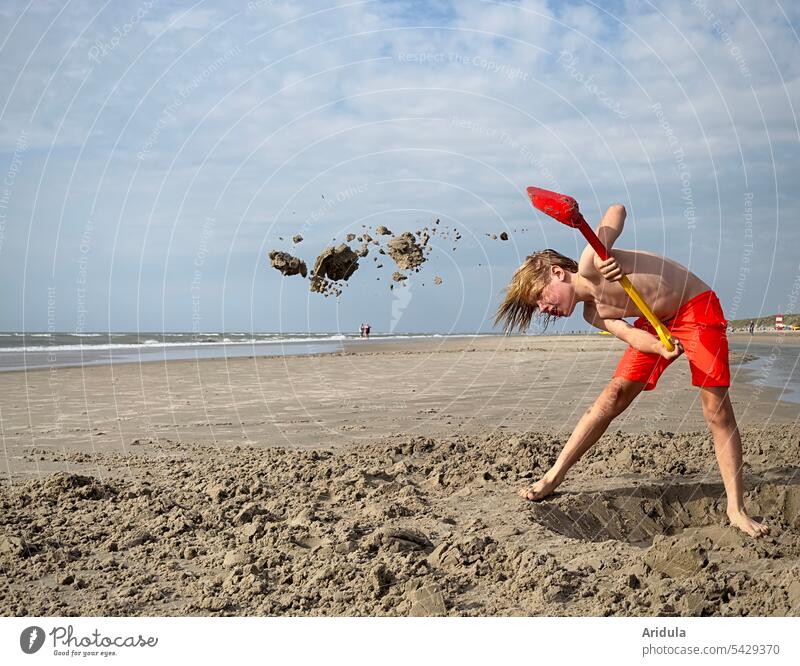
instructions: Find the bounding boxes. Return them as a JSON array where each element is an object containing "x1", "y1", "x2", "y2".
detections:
[
  {"x1": 749, "y1": 320, "x2": 755, "y2": 335},
  {"x1": 360, "y1": 323, "x2": 366, "y2": 338},
  {"x1": 495, "y1": 204, "x2": 768, "y2": 538},
  {"x1": 365, "y1": 324, "x2": 371, "y2": 339}
]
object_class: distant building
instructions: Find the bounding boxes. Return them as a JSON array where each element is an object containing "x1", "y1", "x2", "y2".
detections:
[{"x1": 775, "y1": 314, "x2": 785, "y2": 330}]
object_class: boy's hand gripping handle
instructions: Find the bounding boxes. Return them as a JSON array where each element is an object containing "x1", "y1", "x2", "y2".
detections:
[{"x1": 526, "y1": 187, "x2": 675, "y2": 352}]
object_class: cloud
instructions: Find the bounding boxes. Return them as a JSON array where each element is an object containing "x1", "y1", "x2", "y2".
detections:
[
  {"x1": 0, "y1": 0, "x2": 797, "y2": 332},
  {"x1": 142, "y1": 7, "x2": 220, "y2": 37}
]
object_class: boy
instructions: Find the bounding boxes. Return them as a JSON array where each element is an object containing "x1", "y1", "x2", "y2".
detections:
[{"x1": 495, "y1": 204, "x2": 769, "y2": 538}]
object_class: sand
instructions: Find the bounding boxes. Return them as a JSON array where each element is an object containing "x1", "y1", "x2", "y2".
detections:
[
  {"x1": 1, "y1": 333, "x2": 799, "y2": 616},
  {"x1": 268, "y1": 218, "x2": 462, "y2": 296},
  {"x1": 309, "y1": 244, "x2": 360, "y2": 295},
  {"x1": 385, "y1": 232, "x2": 426, "y2": 271},
  {"x1": 267, "y1": 251, "x2": 307, "y2": 278}
]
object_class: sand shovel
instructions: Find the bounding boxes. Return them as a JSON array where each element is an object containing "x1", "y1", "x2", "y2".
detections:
[{"x1": 527, "y1": 186, "x2": 675, "y2": 352}]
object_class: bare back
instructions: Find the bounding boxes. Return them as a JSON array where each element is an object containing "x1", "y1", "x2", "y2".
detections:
[{"x1": 578, "y1": 247, "x2": 711, "y2": 321}]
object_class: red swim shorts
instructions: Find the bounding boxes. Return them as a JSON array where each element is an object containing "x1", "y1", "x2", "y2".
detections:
[{"x1": 613, "y1": 289, "x2": 730, "y2": 391}]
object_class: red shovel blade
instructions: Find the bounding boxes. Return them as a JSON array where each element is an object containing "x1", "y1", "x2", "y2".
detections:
[
  {"x1": 526, "y1": 186, "x2": 609, "y2": 260},
  {"x1": 526, "y1": 187, "x2": 583, "y2": 228}
]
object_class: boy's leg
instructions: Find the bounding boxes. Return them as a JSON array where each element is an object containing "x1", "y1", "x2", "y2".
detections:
[
  {"x1": 699, "y1": 386, "x2": 770, "y2": 537},
  {"x1": 519, "y1": 377, "x2": 646, "y2": 501}
]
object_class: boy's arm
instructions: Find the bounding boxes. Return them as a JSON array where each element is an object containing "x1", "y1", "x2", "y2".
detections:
[
  {"x1": 595, "y1": 204, "x2": 626, "y2": 251},
  {"x1": 578, "y1": 205, "x2": 627, "y2": 280},
  {"x1": 583, "y1": 303, "x2": 682, "y2": 359}
]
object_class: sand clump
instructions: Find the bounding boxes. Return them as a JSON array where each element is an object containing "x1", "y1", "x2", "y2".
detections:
[
  {"x1": 310, "y1": 244, "x2": 360, "y2": 295},
  {"x1": 269, "y1": 218, "x2": 470, "y2": 295},
  {"x1": 268, "y1": 251, "x2": 307, "y2": 278},
  {"x1": 386, "y1": 233, "x2": 426, "y2": 271},
  {"x1": 2, "y1": 423, "x2": 800, "y2": 617}
]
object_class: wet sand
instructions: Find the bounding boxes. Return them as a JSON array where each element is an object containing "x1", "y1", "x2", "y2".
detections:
[{"x1": 1, "y1": 333, "x2": 799, "y2": 616}]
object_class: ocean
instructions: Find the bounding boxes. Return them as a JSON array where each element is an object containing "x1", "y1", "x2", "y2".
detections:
[
  {"x1": 0, "y1": 331, "x2": 486, "y2": 372},
  {"x1": 732, "y1": 339, "x2": 800, "y2": 404}
]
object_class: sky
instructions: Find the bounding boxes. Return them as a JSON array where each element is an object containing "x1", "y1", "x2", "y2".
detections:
[{"x1": 0, "y1": 0, "x2": 798, "y2": 334}]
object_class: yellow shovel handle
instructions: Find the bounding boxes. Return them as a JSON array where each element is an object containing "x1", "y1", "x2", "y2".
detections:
[{"x1": 618, "y1": 275, "x2": 675, "y2": 352}]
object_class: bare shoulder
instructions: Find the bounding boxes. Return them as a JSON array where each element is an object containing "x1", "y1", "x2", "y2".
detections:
[{"x1": 578, "y1": 245, "x2": 601, "y2": 279}]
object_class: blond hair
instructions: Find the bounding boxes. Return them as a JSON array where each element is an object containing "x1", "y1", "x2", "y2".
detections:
[{"x1": 494, "y1": 249, "x2": 578, "y2": 334}]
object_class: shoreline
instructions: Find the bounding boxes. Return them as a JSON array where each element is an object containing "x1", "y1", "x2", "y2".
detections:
[
  {"x1": 0, "y1": 335, "x2": 796, "y2": 477},
  {"x1": 3, "y1": 330, "x2": 799, "y2": 373}
]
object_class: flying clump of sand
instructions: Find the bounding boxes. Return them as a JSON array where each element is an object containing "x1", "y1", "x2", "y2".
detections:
[
  {"x1": 309, "y1": 244, "x2": 360, "y2": 297},
  {"x1": 386, "y1": 232, "x2": 426, "y2": 271},
  {"x1": 268, "y1": 251, "x2": 307, "y2": 278},
  {"x1": 266, "y1": 218, "x2": 511, "y2": 295}
]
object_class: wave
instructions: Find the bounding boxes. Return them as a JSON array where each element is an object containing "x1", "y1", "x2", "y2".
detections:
[
  {"x1": 0, "y1": 335, "x2": 352, "y2": 353},
  {"x1": 0, "y1": 332, "x2": 495, "y2": 353}
]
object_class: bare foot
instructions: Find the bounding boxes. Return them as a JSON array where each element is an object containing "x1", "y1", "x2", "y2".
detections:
[
  {"x1": 518, "y1": 475, "x2": 560, "y2": 502},
  {"x1": 727, "y1": 508, "x2": 770, "y2": 538}
]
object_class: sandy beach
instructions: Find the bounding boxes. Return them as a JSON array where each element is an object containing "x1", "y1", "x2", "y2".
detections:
[{"x1": 1, "y1": 333, "x2": 799, "y2": 616}]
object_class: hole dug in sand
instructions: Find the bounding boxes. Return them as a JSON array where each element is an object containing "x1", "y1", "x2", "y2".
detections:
[{"x1": 528, "y1": 470, "x2": 800, "y2": 546}]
